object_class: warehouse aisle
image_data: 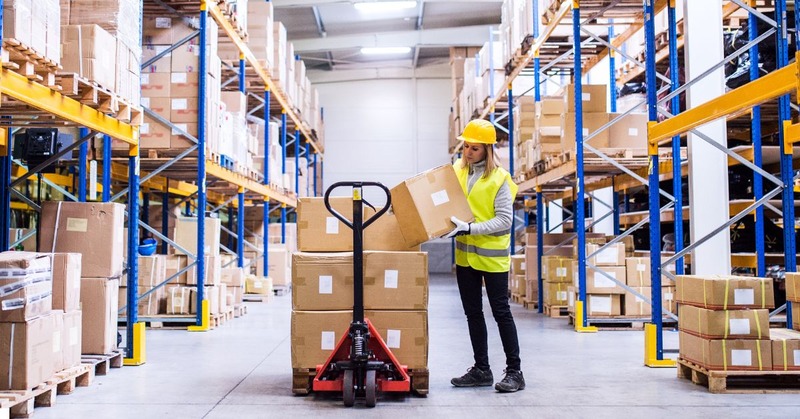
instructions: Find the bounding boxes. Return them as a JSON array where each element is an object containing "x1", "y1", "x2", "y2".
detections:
[{"x1": 36, "y1": 274, "x2": 800, "y2": 418}]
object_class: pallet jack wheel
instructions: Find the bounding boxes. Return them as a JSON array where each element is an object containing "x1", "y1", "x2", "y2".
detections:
[
  {"x1": 365, "y1": 370, "x2": 377, "y2": 407},
  {"x1": 343, "y1": 370, "x2": 355, "y2": 407}
]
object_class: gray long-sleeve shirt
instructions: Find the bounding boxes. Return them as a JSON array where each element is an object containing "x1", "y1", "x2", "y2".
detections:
[{"x1": 465, "y1": 160, "x2": 513, "y2": 236}]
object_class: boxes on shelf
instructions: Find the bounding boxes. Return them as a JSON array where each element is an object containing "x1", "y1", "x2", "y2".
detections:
[
  {"x1": 165, "y1": 286, "x2": 191, "y2": 315},
  {"x1": 786, "y1": 272, "x2": 799, "y2": 302},
  {"x1": 61, "y1": 24, "x2": 117, "y2": 91},
  {"x1": 80, "y1": 277, "x2": 119, "y2": 355},
  {"x1": 186, "y1": 256, "x2": 221, "y2": 287},
  {"x1": 586, "y1": 294, "x2": 622, "y2": 316},
  {"x1": 265, "y1": 245, "x2": 291, "y2": 287},
  {"x1": 560, "y1": 84, "x2": 607, "y2": 113},
  {"x1": 39, "y1": 201, "x2": 125, "y2": 278},
  {"x1": 608, "y1": 112, "x2": 648, "y2": 152},
  {"x1": 623, "y1": 287, "x2": 677, "y2": 317},
  {"x1": 542, "y1": 256, "x2": 572, "y2": 283},
  {"x1": 675, "y1": 275, "x2": 775, "y2": 310},
  {"x1": 174, "y1": 216, "x2": 222, "y2": 257},
  {"x1": 391, "y1": 164, "x2": 474, "y2": 247},
  {"x1": 543, "y1": 281, "x2": 569, "y2": 306},
  {"x1": 577, "y1": 263, "x2": 626, "y2": 294},
  {"x1": 586, "y1": 242, "x2": 626, "y2": 267},
  {"x1": 511, "y1": 274, "x2": 527, "y2": 296},
  {"x1": 51, "y1": 253, "x2": 82, "y2": 312},
  {"x1": 0, "y1": 251, "x2": 52, "y2": 322},
  {"x1": 189, "y1": 286, "x2": 221, "y2": 315},
  {"x1": 220, "y1": 267, "x2": 245, "y2": 288},
  {"x1": 245, "y1": 275, "x2": 272, "y2": 295},
  {"x1": 165, "y1": 255, "x2": 189, "y2": 285}
]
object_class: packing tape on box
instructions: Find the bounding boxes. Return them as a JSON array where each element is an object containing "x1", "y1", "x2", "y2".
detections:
[
  {"x1": 51, "y1": 201, "x2": 63, "y2": 252},
  {"x1": 753, "y1": 310, "x2": 763, "y2": 339},
  {"x1": 7, "y1": 323, "x2": 14, "y2": 389}
]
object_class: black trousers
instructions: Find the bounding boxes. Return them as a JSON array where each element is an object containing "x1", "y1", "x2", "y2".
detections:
[{"x1": 456, "y1": 265, "x2": 521, "y2": 371}]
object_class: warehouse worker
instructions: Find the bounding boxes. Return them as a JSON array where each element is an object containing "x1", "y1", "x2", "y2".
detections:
[{"x1": 444, "y1": 119, "x2": 524, "y2": 393}]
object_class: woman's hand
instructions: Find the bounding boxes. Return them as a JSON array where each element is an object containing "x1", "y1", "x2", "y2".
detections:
[{"x1": 443, "y1": 216, "x2": 471, "y2": 238}]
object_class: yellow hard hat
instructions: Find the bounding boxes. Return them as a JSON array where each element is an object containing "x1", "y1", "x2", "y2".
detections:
[{"x1": 458, "y1": 119, "x2": 496, "y2": 145}]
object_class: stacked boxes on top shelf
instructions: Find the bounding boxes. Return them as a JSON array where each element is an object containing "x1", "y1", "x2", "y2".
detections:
[
  {"x1": 677, "y1": 275, "x2": 777, "y2": 371},
  {"x1": 3, "y1": 0, "x2": 61, "y2": 65}
]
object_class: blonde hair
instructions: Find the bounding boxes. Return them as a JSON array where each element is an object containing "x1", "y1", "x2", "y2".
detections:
[{"x1": 459, "y1": 144, "x2": 498, "y2": 179}]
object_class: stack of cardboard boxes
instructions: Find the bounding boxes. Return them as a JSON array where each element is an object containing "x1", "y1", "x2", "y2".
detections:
[
  {"x1": 577, "y1": 243, "x2": 627, "y2": 316},
  {"x1": 509, "y1": 255, "x2": 527, "y2": 302},
  {"x1": 677, "y1": 275, "x2": 775, "y2": 371},
  {"x1": 39, "y1": 201, "x2": 124, "y2": 356},
  {"x1": 542, "y1": 255, "x2": 573, "y2": 308},
  {"x1": 120, "y1": 255, "x2": 167, "y2": 317},
  {"x1": 168, "y1": 216, "x2": 225, "y2": 317},
  {"x1": 3, "y1": 0, "x2": 61, "y2": 65},
  {"x1": 623, "y1": 256, "x2": 678, "y2": 318}
]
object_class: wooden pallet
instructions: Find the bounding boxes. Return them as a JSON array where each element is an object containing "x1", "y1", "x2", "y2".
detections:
[
  {"x1": 243, "y1": 293, "x2": 271, "y2": 302},
  {"x1": 55, "y1": 73, "x2": 120, "y2": 115},
  {"x1": 211, "y1": 308, "x2": 235, "y2": 328},
  {"x1": 292, "y1": 367, "x2": 429, "y2": 396},
  {"x1": 1, "y1": 38, "x2": 60, "y2": 88},
  {"x1": 0, "y1": 364, "x2": 93, "y2": 418},
  {"x1": 81, "y1": 350, "x2": 124, "y2": 376},
  {"x1": 510, "y1": 293, "x2": 525, "y2": 305},
  {"x1": 233, "y1": 304, "x2": 248, "y2": 318},
  {"x1": 543, "y1": 304, "x2": 569, "y2": 318},
  {"x1": 523, "y1": 300, "x2": 539, "y2": 311},
  {"x1": 567, "y1": 315, "x2": 646, "y2": 330},
  {"x1": 677, "y1": 358, "x2": 800, "y2": 394}
]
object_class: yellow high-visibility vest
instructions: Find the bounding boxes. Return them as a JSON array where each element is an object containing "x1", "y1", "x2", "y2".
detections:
[{"x1": 453, "y1": 162, "x2": 519, "y2": 272}]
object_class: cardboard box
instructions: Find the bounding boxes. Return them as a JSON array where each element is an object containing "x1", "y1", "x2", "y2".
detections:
[
  {"x1": 608, "y1": 112, "x2": 648, "y2": 149},
  {"x1": 363, "y1": 210, "x2": 421, "y2": 252},
  {"x1": 140, "y1": 116, "x2": 172, "y2": 149},
  {"x1": 561, "y1": 112, "x2": 610, "y2": 151},
  {"x1": 587, "y1": 243, "x2": 625, "y2": 267},
  {"x1": 119, "y1": 286, "x2": 163, "y2": 317},
  {"x1": 297, "y1": 197, "x2": 375, "y2": 252},
  {"x1": 39, "y1": 201, "x2": 125, "y2": 278},
  {"x1": 579, "y1": 264, "x2": 626, "y2": 294},
  {"x1": 624, "y1": 287, "x2": 678, "y2": 317},
  {"x1": 676, "y1": 275, "x2": 775, "y2": 310},
  {"x1": 364, "y1": 310, "x2": 428, "y2": 369},
  {"x1": 136, "y1": 255, "x2": 166, "y2": 287},
  {"x1": 165, "y1": 255, "x2": 189, "y2": 285},
  {"x1": 245, "y1": 276, "x2": 271, "y2": 295},
  {"x1": 679, "y1": 305, "x2": 770, "y2": 340},
  {"x1": 170, "y1": 43, "x2": 200, "y2": 73},
  {"x1": 793, "y1": 302, "x2": 799, "y2": 330},
  {"x1": 221, "y1": 91, "x2": 247, "y2": 113},
  {"x1": 170, "y1": 97, "x2": 199, "y2": 123},
  {"x1": 141, "y1": 97, "x2": 172, "y2": 119},
  {"x1": 220, "y1": 268, "x2": 245, "y2": 287},
  {"x1": 587, "y1": 294, "x2": 622, "y2": 316},
  {"x1": 291, "y1": 310, "x2": 352, "y2": 369},
  {"x1": 219, "y1": 283, "x2": 228, "y2": 313},
  {"x1": 786, "y1": 272, "x2": 800, "y2": 302},
  {"x1": 170, "y1": 72, "x2": 200, "y2": 98},
  {"x1": 626, "y1": 257, "x2": 651, "y2": 287},
  {"x1": 226, "y1": 286, "x2": 244, "y2": 307},
  {"x1": 80, "y1": 278, "x2": 119, "y2": 355},
  {"x1": 186, "y1": 256, "x2": 221, "y2": 286},
  {"x1": 140, "y1": 72, "x2": 171, "y2": 98},
  {"x1": 51, "y1": 253, "x2": 82, "y2": 312},
  {"x1": 0, "y1": 313, "x2": 55, "y2": 390},
  {"x1": 190, "y1": 286, "x2": 220, "y2": 315},
  {"x1": 512, "y1": 274, "x2": 527, "y2": 296},
  {"x1": 542, "y1": 256, "x2": 572, "y2": 283},
  {"x1": 55, "y1": 310, "x2": 82, "y2": 372},
  {"x1": 535, "y1": 97, "x2": 565, "y2": 116},
  {"x1": 679, "y1": 332, "x2": 772, "y2": 371},
  {"x1": 141, "y1": 44, "x2": 171, "y2": 73},
  {"x1": 0, "y1": 251, "x2": 52, "y2": 322},
  {"x1": 266, "y1": 246, "x2": 291, "y2": 287},
  {"x1": 562, "y1": 84, "x2": 607, "y2": 113},
  {"x1": 292, "y1": 252, "x2": 353, "y2": 311},
  {"x1": 165, "y1": 286, "x2": 191, "y2": 315},
  {"x1": 61, "y1": 25, "x2": 116, "y2": 89},
  {"x1": 543, "y1": 281, "x2": 569, "y2": 306},
  {"x1": 363, "y1": 251, "x2": 428, "y2": 310},
  {"x1": 174, "y1": 216, "x2": 222, "y2": 257},
  {"x1": 770, "y1": 328, "x2": 800, "y2": 370},
  {"x1": 390, "y1": 164, "x2": 474, "y2": 247}
]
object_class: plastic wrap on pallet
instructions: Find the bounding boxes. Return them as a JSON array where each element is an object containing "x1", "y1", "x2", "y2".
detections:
[
  {"x1": 44, "y1": 0, "x2": 61, "y2": 64},
  {"x1": 230, "y1": 112, "x2": 249, "y2": 166},
  {"x1": 3, "y1": 0, "x2": 33, "y2": 48},
  {"x1": 247, "y1": 1, "x2": 274, "y2": 69},
  {"x1": 67, "y1": 0, "x2": 142, "y2": 57}
]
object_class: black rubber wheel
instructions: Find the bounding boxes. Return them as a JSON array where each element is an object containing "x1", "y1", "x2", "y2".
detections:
[
  {"x1": 365, "y1": 370, "x2": 377, "y2": 408},
  {"x1": 343, "y1": 370, "x2": 355, "y2": 407}
]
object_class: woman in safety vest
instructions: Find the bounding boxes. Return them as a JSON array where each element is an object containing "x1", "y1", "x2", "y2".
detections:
[{"x1": 444, "y1": 119, "x2": 524, "y2": 393}]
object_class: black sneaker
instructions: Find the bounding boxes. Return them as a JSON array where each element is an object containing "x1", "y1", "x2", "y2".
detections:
[
  {"x1": 495, "y1": 369, "x2": 525, "y2": 392},
  {"x1": 451, "y1": 366, "x2": 493, "y2": 387}
]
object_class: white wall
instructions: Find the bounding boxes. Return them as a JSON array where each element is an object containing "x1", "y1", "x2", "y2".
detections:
[{"x1": 316, "y1": 78, "x2": 451, "y2": 206}]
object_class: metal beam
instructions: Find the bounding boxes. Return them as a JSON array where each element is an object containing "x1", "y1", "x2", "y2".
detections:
[{"x1": 292, "y1": 25, "x2": 495, "y2": 53}]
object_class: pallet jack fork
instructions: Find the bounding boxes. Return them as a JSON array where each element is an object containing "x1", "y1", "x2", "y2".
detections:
[{"x1": 312, "y1": 182, "x2": 411, "y2": 407}]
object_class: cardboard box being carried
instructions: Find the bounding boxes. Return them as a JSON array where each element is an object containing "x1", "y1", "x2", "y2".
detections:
[
  {"x1": 679, "y1": 305, "x2": 770, "y2": 340},
  {"x1": 363, "y1": 251, "x2": 428, "y2": 310},
  {"x1": 770, "y1": 328, "x2": 800, "y2": 371},
  {"x1": 0, "y1": 313, "x2": 55, "y2": 390},
  {"x1": 292, "y1": 252, "x2": 354, "y2": 311},
  {"x1": 0, "y1": 251, "x2": 52, "y2": 322},
  {"x1": 174, "y1": 216, "x2": 222, "y2": 257},
  {"x1": 391, "y1": 164, "x2": 474, "y2": 247},
  {"x1": 80, "y1": 278, "x2": 119, "y2": 355},
  {"x1": 679, "y1": 331, "x2": 771, "y2": 371},
  {"x1": 39, "y1": 201, "x2": 125, "y2": 278},
  {"x1": 51, "y1": 253, "x2": 81, "y2": 312},
  {"x1": 676, "y1": 275, "x2": 775, "y2": 310}
]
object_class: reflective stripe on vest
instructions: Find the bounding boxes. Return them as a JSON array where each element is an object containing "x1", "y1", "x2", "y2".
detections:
[{"x1": 453, "y1": 162, "x2": 519, "y2": 273}]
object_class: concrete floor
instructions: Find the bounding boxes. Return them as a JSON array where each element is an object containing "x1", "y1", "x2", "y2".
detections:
[{"x1": 36, "y1": 273, "x2": 800, "y2": 418}]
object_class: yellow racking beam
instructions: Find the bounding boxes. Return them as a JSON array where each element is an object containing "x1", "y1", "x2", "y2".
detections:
[
  {"x1": 206, "y1": 0, "x2": 322, "y2": 155},
  {"x1": 649, "y1": 62, "x2": 798, "y2": 145},
  {"x1": 11, "y1": 165, "x2": 74, "y2": 189},
  {"x1": 206, "y1": 160, "x2": 297, "y2": 207},
  {"x1": 0, "y1": 68, "x2": 138, "y2": 144}
]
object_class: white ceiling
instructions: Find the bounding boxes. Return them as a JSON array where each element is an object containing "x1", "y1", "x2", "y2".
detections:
[{"x1": 272, "y1": 0, "x2": 503, "y2": 72}]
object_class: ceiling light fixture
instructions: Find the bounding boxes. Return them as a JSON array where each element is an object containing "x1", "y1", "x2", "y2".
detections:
[
  {"x1": 353, "y1": 1, "x2": 417, "y2": 12},
  {"x1": 361, "y1": 46, "x2": 412, "y2": 55}
]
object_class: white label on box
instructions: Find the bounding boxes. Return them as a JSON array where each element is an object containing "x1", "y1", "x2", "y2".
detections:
[
  {"x1": 140, "y1": 123, "x2": 150, "y2": 135},
  {"x1": 664, "y1": 292, "x2": 674, "y2": 301},
  {"x1": 628, "y1": 128, "x2": 639, "y2": 137},
  {"x1": 637, "y1": 263, "x2": 646, "y2": 272},
  {"x1": 172, "y1": 73, "x2": 188, "y2": 84},
  {"x1": 325, "y1": 217, "x2": 339, "y2": 234},
  {"x1": 729, "y1": 318, "x2": 751, "y2": 335},
  {"x1": 66, "y1": 218, "x2": 88, "y2": 232},
  {"x1": 384, "y1": 270, "x2": 399, "y2": 289},
  {"x1": 321, "y1": 331, "x2": 336, "y2": 350},
  {"x1": 556, "y1": 267, "x2": 567, "y2": 278},
  {"x1": 172, "y1": 124, "x2": 187, "y2": 135},
  {"x1": 582, "y1": 128, "x2": 589, "y2": 137},
  {"x1": 69, "y1": 327, "x2": 78, "y2": 346},
  {"x1": 386, "y1": 329, "x2": 401, "y2": 349},
  {"x1": 734, "y1": 288, "x2": 755, "y2": 306},
  {"x1": 593, "y1": 271, "x2": 617, "y2": 288},
  {"x1": 590, "y1": 295, "x2": 612, "y2": 314},
  {"x1": 155, "y1": 17, "x2": 172, "y2": 29},
  {"x1": 141, "y1": 97, "x2": 151, "y2": 108},
  {"x1": 53, "y1": 331, "x2": 60, "y2": 352},
  {"x1": 557, "y1": 291, "x2": 567, "y2": 301},
  {"x1": 595, "y1": 247, "x2": 618, "y2": 265},
  {"x1": 319, "y1": 275, "x2": 333, "y2": 294},
  {"x1": 430, "y1": 190, "x2": 450, "y2": 207},
  {"x1": 253, "y1": 281, "x2": 263, "y2": 289},
  {"x1": 521, "y1": 262, "x2": 526, "y2": 270},
  {"x1": 582, "y1": 93, "x2": 591, "y2": 101},
  {"x1": 731, "y1": 349, "x2": 752, "y2": 366},
  {"x1": 794, "y1": 350, "x2": 800, "y2": 366},
  {"x1": 141, "y1": 73, "x2": 150, "y2": 85},
  {"x1": 172, "y1": 98, "x2": 188, "y2": 110}
]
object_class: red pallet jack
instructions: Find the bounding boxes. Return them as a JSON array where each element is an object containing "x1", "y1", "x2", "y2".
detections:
[{"x1": 312, "y1": 182, "x2": 411, "y2": 407}]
